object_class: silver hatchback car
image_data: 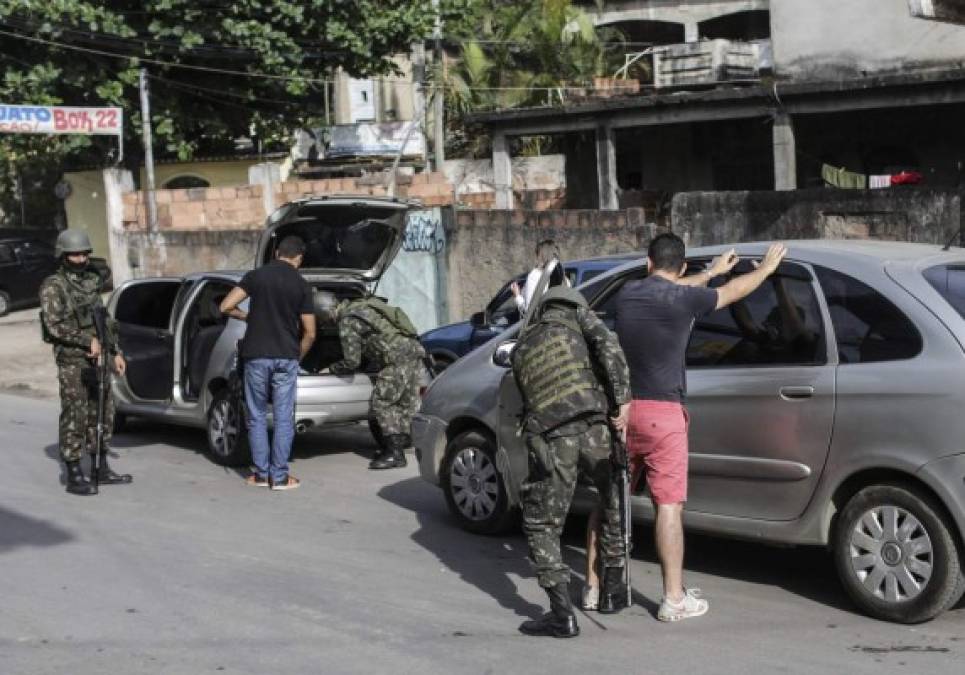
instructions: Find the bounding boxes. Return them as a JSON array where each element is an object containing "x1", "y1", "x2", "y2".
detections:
[
  {"x1": 109, "y1": 196, "x2": 417, "y2": 466},
  {"x1": 415, "y1": 240, "x2": 965, "y2": 623}
]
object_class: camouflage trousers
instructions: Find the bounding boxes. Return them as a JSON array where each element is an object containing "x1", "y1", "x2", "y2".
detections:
[
  {"x1": 57, "y1": 358, "x2": 114, "y2": 462},
  {"x1": 522, "y1": 421, "x2": 625, "y2": 588},
  {"x1": 370, "y1": 350, "x2": 423, "y2": 438}
]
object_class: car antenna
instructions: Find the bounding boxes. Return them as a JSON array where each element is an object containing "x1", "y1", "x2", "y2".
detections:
[{"x1": 942, "y1": 226, "x2": 962, "y2": 251}]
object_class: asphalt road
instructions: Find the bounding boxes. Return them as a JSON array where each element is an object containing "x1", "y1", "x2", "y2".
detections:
[{"x1": 1, "y1": 393, "x2": 963, "y2": 675}]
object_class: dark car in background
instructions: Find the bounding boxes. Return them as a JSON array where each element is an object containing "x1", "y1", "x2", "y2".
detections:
[
  {"x1": 420, "y1": 253, "x2": 640, "y2": 370},
  {"x1": 0, "y1": 236, "x2": 57, "y2": 316}
]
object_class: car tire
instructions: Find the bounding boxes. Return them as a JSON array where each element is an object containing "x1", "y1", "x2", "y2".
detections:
[
  {"x1": 0, "y1": 290, "x2": 10, "y2": 317},
  {"x1": 441, "y1": 430, "x2": 515, "y2": 535},
  {"x1": 833, "y1": 484, "x2": 962, "y2": 623},
  {"x1": 206, "y1": 389, "x2": 251, "y2": 467}
]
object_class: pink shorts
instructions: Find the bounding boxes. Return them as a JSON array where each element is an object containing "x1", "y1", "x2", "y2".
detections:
[{"x1": 626, "y1": 400, "x2": 689, "y2": 505}]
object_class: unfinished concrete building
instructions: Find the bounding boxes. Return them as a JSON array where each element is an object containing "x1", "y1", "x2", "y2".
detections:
[{"x1": 477, "y1": 0, "x2": 965, "y2": 213}]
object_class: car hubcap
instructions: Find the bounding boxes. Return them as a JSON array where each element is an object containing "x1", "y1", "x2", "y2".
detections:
[
  {"x1": 449, "y1": 446, "x2": 499, "y2": 521},
  {"x1": 209, "y1": 399, "x2": 240, "y2": 458},
  {"x1": 849, "y1": 505, "x2": 934, "y2": 603}
]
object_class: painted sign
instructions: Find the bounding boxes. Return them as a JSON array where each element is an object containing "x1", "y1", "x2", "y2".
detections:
[{"x1": 0, "y1": 104, "x2": 123, "y2": 135}]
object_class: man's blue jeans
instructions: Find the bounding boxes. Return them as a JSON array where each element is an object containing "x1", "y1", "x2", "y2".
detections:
[{"x1": 243, "y1": 358, "x2": 298, "y2": 483}]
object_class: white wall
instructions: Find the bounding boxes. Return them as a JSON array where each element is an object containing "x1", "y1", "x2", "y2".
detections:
[
  {"x1": 771, "y1": 0, "x2": 965, "y2": 78},
  {"x1": 443, "y1": 155, "x2": 566, "y2": 194}
]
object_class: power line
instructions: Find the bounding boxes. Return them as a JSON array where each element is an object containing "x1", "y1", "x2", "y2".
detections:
[
  {"x1": 0, "y1": 15, "x2": 355, "y2": 58},
  {"x1": 0, "y1": 26, "x2": 338, "y2": 84},
  {"x1": 1, "y1": 25, "x2": 756, "y2": 99}
]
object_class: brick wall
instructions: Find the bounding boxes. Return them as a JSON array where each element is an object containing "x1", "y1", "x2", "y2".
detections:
[{"x1": 121, "y1": 172, "x2": 459, "y2": 231}]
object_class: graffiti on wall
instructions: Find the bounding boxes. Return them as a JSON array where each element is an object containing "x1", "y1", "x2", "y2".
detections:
[{"x1": 403, "y1": 210, "x2": 445, "y2": 254}]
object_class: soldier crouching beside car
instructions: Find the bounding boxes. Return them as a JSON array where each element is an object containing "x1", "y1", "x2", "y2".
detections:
[
  {"x1": 315, "y1": 292, "x2": 425, "y2": 470},
  {"x1": 39, "y1": 229, "x2": 132, "y2": 496},
  {"x1": 511, "y1": 286, "x2": 632, "y2": 638}
]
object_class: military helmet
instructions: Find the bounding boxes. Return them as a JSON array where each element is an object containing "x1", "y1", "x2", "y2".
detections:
[
  {"x1": 313, "y1": 289, "x2": 340, "y2": 327},
  {"x1": 55, "y1": 229, "x2": 93, "y2": 258},
  {"x1": 537, "y1": 286, "x2": 588, "y2": 314}
]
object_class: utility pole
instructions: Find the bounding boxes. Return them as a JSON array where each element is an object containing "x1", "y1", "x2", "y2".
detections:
[
  {"x1": 138, "y1": 68, "x2": 158, "y2": 234},
  {"x1": 432, "y1": 0, "x2": 445, "y2": 172}
]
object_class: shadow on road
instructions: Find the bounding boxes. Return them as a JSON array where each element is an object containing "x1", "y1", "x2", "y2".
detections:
[
  {"x1": 0, "y1": 504, "x2": 74, "y2": 554},
  {"x1": 106, "y1": 418, "x2": 380, "y2": 470},
  {"x1": 379, "y1": 476, "x2": 544, "y2": 619},
  {"x1": 379, "y1": 476, "x2": 869, "y2": 619}
]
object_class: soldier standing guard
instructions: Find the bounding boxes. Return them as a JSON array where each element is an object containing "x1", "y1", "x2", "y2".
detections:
[
  {"x1": 511, "y1": 286, "x2": 632, "y2": 638},
  {"x1": 40, "y1": 229, "x2": 133, "y2": 496},
  {"x1": 315, "y1": 292, "x2": 425, "y2": 470}
]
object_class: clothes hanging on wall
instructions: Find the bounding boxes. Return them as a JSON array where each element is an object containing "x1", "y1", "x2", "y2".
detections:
[{"x1": 822, "y1": 164, "x2": 867, "y2": 189}]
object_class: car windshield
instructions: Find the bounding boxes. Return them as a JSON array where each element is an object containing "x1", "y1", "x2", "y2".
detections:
[{"x1": 923, "y1": 263, "x2": 965, "y2": 319}]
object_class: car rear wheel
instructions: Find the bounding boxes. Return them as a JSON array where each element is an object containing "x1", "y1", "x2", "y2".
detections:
[
  {"x1": 0, "y1": 290, "x2": 10, "y2": 317},
  {"x1": 206, "y1": 389, "x2": 251, "y2": 467},
  {"x1": 441, "y1": 430, "x2": 514, "y2": 535},
  {"x1": 833, "y1": 484, "x2": 962, "y2": 623}
]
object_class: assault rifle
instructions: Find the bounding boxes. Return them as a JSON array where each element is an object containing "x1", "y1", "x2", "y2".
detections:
[
  {"x1": 91, "y1": 306, "x2": 112, "y2": 493},
  {"x1": 609, "y1": 420, "x2": 633, "y2": 606}
]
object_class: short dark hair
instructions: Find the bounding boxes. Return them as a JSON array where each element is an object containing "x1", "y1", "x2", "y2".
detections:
[
  {"x1": 648, "y1": 232, "x2": 686, "y2": 272},
  {"x1": 277, "y1": 235, "x2": 306, "y2": 259},
  {"x1": 535, "y1": 239, "x2": 558, "y2": 265}
]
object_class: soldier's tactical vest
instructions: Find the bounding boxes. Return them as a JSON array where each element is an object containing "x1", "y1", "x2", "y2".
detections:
[
  {"x1": 40, "y1": 268, "x2": 99, "y2": 344},
  {"x1": 512, "y1": 308, "x2": 609, "y2": 435},
  {"x1": 342, "y1": 297, "x2": 419, "y2": 365}
]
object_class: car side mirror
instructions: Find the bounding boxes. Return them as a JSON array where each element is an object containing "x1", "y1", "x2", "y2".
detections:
[
  {"x1": 470, "y1": 311, "x2": 487, "y2": 328},
  {"x1": 493, "y1": 340, "x2": 516, "y2": 368}
]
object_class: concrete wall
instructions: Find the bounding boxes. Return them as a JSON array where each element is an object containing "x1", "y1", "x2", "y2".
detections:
[
  {"x1": 672, "y1": 187, "x2": 962, "y2": 246},
  {"x1": 771, "y1": 0, "x2": 965, "y2": 79},
  {"x1": 140, "y1": 159, "x2": 269, "y2": 190},
  {"x1": 445, "y1": 208, "x2": 652, "y2": 320},
  {"x1": 591, "y1": 0, "x2": 769, "y2": 41},
  {"x1": 63, "y1": 169, "x2": 110, "y2": 261},
  {"x1": 334, "y1": 55, "x2": 416, "y2": 124}
]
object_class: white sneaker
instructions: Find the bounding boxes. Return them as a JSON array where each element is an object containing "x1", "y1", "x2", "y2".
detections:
[
  {"x1": 581, "y1": 584, "x2": 599, "y2": 611},
  {"x1": 657, "y1": 588, "x2": 708, "y2": 622}
]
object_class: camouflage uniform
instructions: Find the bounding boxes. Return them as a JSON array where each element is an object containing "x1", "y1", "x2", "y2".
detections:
[
  {"x1": 330, "y1": 299, "x2": 425, "y2": 437},
  {"x1": 40, "y1": 265, "x2": 118, "y2": 462},
  {"x1": 514, "y1": 302, "x2": 631, "y2": 589}
]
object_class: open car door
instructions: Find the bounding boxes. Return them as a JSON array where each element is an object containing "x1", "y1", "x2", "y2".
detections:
[{"x1": 109, "y1": 279, "x2": 183, "y2": 401}]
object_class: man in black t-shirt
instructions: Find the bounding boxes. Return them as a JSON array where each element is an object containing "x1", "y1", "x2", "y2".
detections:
[
  {"x1": 613, "y1": 233, "x2": 786, "y2": 621},
  {"x1": 220, "y1": 236, "x2": 316, "y2": 490}
]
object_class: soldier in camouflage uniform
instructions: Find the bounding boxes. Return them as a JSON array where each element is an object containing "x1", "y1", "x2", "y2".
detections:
[
  {"x1": 316, "y1": 292, "x2": 425, "y2": 470},
  {"x1": 511, "y1": 286, "x2": 631, "y2": 638},
  {"x1": 40, "y1": 229, "x2": 132, "y2": 496}
]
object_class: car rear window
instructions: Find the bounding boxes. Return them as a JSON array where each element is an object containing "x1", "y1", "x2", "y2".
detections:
[
  {"x1": 923, "y1": 264, "x2": 965, "y2": 319},
  {"x1": 815, "y1": 266, "x2": 922, "y2": 363}
]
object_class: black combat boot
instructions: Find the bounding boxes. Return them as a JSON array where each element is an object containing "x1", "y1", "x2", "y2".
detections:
[
  {"x1": 519, "y1": 583, "x2": 580, "y2": 638},
  {"x1": 94, "y1": 452, "x2": 133, "y2": 485},
  {"x1": 65, "y1": 461, "x2": 97, "y2": 496},
  {"x1": 598, "y1": 566, "x2": 629, "y2": 614},
  {"x1": 369, "y1": 434, "x2": 408, "y2": 470}
]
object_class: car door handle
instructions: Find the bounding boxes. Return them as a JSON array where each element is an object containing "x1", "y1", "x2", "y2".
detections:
[{"x1": 780, "y1": 386, "x2": 814, "y2": 400}]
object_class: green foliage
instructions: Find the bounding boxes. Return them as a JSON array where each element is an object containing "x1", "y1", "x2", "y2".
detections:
[
  {"x1": 0, "y1": 0, "x2": 454, "y2": 224},
  {"x1": 442, "y1": 0, "x2": 625, "y2": 157}
]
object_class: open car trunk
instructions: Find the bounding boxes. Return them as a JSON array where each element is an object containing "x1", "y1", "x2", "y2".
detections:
[{"x1": 298, "y1": 282, "x2": 379, "y2": 375}]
